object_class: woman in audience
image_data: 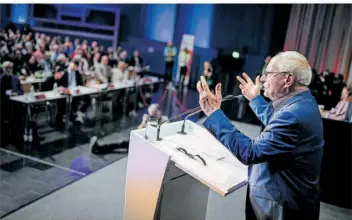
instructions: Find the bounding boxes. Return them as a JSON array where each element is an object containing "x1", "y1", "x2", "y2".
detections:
[{"x1": 320, "y1": 84, "x2": 352, "y2": 121}]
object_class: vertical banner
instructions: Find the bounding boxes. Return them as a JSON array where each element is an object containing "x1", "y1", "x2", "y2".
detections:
[{"x1": 176, "y1": 34, "x2": 194, "y2": 86}]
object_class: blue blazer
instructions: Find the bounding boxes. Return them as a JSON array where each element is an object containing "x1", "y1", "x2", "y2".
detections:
[
  {"x1": 203, "y1": 90, "x2": 324, "y2": 219},
  {"x1": 0, "y1": 74, "x2": 23, "y2": 95}
]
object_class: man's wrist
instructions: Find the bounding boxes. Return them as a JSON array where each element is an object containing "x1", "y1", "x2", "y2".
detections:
[
  {"x1": 206, "y1": 108, "x2": 221, "y2": 117},
  {"x1": 248, "y1": 94, "x2": 261, "y2": 101}
]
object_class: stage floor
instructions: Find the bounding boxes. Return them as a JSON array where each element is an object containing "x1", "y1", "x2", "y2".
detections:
[{"x1": 2, "y1": 154, "x2": 350, "y2": 220}]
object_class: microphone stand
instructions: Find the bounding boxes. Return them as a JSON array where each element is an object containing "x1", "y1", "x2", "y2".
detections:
[
  {"x1": 156, "y1": 94, "x2": 243, "y2": 140},
  {"x1": 178, "y1": 94, "x2": 243, "y2": 135},
  {"x1": 177, "y1": 108, "x2": 203, "y2": 135},
  {"x1": 156, "y1": 106, "x2": 200, "y2": 141}
]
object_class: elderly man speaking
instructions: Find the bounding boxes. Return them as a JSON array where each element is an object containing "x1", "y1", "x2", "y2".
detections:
[{"x1": 197, "y1": 51, "x2": 324, "y2": 220}]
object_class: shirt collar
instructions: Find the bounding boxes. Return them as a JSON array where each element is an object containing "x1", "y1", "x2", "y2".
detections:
[
  {"x1": 272, "y1": 88, "x2": 308, "y2": 112},
  {"x1": 68, "y1": 68, "x2": 74, "y2": 74}
]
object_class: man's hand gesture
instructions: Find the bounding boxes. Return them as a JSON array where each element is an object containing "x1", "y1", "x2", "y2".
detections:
[
  {"x1": 236, "y1": 73, "x2": 261, "y2": 101},
  {"x1": 197, "y1": 76, "x2": 222, "y2": 116}
]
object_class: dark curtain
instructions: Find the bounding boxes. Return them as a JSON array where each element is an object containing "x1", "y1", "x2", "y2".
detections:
[{"x1": 284, "y1": 4, "x2": 352, "y2": 83}]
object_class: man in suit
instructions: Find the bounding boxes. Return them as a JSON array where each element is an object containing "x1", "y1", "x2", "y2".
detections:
[
  {"x1": 0, "y1": 61, "x2": 23, "y2": 146},
  {"x1": 128, "y1": 49, "x2": 143, "y2": 70},
  {"x1": 95, "y1": 55, "x2": 113, "y2": 84},
  {"x1": 56, "y1": 59, "x2": 91, "y2": 129},
  {"x1": 197, "y1": 51, "x2": 324, "y2": 219}
]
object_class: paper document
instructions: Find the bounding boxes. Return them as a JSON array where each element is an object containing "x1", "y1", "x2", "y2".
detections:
[{"x1": 152, "y1": 131, "x2": 248, "y2": 195}]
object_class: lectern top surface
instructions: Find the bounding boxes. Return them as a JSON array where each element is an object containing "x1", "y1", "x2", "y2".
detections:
[{"x1": 151, "y1": 131, "x2": 248, "y2": 195}]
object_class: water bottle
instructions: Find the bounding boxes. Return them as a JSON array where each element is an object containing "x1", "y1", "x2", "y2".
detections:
[
  {"x1": 53, "y1": 82, "x2": 58, "y2": 95},
  {"x1": 30, "y1": 86, "x2": 35, "y2": 100},
  {"x1": 90, "y1": 79, "x2": 96, "y2": 88}
]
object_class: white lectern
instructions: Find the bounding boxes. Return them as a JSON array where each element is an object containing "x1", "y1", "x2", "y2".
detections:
[{"x1": 124, "y1": 120, "x2": 248, "y2": 220}]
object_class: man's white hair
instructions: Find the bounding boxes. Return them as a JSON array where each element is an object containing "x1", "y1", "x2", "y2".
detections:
[
  {"x1": 3, "y1": 61, "x2": 13, "y2": 68},
  {"x1": 274, "y1": 51, "x2": 312, "y2": 86}
]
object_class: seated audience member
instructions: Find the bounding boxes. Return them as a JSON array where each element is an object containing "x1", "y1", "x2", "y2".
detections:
[
  {"x1": 89, "y1": 41, "x2": 98, "y2": 56},
  {"x1": 0, "y1": 61, "x2": 23, "y2": 146},
  {"x1": 39, "y1": 51, "x2": 54, "y2": 78},
  {"x1": 118, "y1": 50, "x2": 128, "y2": 62},
  {"x1": 99, "y1": 45, "x2": 105, "y2": 56},
  {"x1": 128, "y1": 49, "x2": 143, "y2": 69},
  {"x1": 26, "y1": 55, "x2": 40, "y2": 76},
  {"x1": 95, "y1": 55, "x2": 113, "y2": 84},
  {"x1": 202, "y1": 61, "x2": 217, "y2": 92},
  {"x1": 107, "y1": 47, "x2": 114, "y2": 58},
  {"x1": 33, "y1": 43, "x2": 45, "y2": 62},
  {"x1": 89, "y1": 52, "x2": 101, "y2": 69},
  {"x1": 89, "y1": 104, "x2": 167, "y2": 154},
  {"x1": 320, "y1": 84, "x2": 352, "y2": 121},
  {"x1": 64, "y1": 41, "x2": 74, "y2": 57},
  {"x1": 0, "y1": 61, "x2": 23, "y2": 95},
  {"x1": 112, "y1": 61, "x2": 128, "y2": 83},
  {"x1": 74, "y1": 38, "x2": 80, "y2": 48},
  {"x1": 50, "y1": 44, "x2": 60, "y2": 63},
  {"x1": 13, "y1": 49, "x2": 26, "y2": 77},
  {"x1": 74, "y1": 54, "x2": 89, "y2": 75},
  {"x1": 81, "y1": 43, "x2": 90, "y2": 60},
  {"x1": 42, "y1": 65, "x2": 64, "y2": 91},
  {"x1": 108, "y1": 53, "x2": 118, "y2": 68},
  {"x1": 55, "y1": 59, "x2": 91, "y2": 128},
  {"x1": 113, "y1": 46, "x2": 123, "y2": 60},
  {"x1": 56, "y1": 53, "x2": 68, "y2": 70}
]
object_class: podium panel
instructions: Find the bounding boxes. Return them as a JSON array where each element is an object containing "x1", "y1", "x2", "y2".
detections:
[
  {"x1": 124, "y1": 134, "x2": 170, "y2": 220},
  {"x1": 124, "y1": 120, "x2": 248, "y2": 220},
  {"x1": 158, "y1": 174, "x2": 210, "y2": 220}
]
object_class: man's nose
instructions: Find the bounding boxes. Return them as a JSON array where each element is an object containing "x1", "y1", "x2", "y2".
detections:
[{"x1": 260, "y1": 75, "x2": 266, "y2": 83}]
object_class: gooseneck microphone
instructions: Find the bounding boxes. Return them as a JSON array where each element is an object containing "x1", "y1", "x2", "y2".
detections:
[
  {"x1": 156, "y1": 94, "x2": 244, "y2": 141},
  {"x1": 177, "y1": 94, "x2": 243, "y2": 135}
]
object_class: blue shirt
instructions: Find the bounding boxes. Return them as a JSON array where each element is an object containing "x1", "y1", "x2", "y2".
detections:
[{"x1": 67, "y1": 68, "x2": 77, "y2": 88}]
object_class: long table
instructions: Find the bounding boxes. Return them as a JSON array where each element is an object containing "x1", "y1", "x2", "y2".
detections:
[{"x1": 10, "y1": 77, "x2": 162, "y2": 144}]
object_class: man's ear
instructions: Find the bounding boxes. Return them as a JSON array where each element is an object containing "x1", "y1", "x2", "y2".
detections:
[{"x1": 284, "y1": 74, "x2": 295, "y2": 88}]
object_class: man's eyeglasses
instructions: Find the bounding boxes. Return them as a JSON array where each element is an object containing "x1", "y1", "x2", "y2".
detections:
[
  {"x1": 262, "y1": 71, "x2": 289, "y2": 78},
  {"x1": 176, "y1": 147, "x2": 207, "y2": 166}
]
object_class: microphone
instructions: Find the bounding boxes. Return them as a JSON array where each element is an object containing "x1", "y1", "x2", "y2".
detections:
[
  {"x1": 156, "y1": 94, "x2": 243, "y2": 141},
  {"x1": 177, "y1": 94, "x2": 243, "y2": 135}
]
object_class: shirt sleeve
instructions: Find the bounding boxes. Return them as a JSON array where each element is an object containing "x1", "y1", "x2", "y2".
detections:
[{"x1": 203, "y1": 109, "x2": 299, "y2": 165}]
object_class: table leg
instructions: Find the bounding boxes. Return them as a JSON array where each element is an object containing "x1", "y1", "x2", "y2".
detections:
[
  {"x1": 97, "y1": 93, "x2": 103, "y2": 125},
  {"x1": 133, "y1": 86, "x2": 139, "y2": 116},
  {"x1": 22, "y1": 104, "x2": 30, "y2": 166},
  {"x1": 65, "y1": 96, "x2": 71, "y2": 131},
  {"x1": 123, "y1": 88, "x2": 128, "y2": 115}
]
